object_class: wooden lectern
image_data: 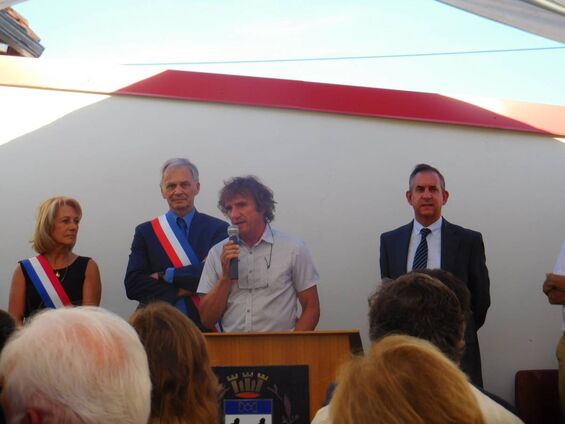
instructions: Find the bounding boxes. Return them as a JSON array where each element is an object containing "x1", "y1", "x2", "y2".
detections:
[{"x1": 205, "y1": 330, "x2": 363, "y2": 420}]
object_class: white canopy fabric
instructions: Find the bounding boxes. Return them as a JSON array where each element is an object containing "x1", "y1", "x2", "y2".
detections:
[
  {"x1": 438, "y1": 0, "x2": 565, "y2": 43},
  {"x1": 0, "y1": 0, "x2": 25, "y2": 11}
]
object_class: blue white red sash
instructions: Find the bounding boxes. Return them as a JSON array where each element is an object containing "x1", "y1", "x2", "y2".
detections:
[
  {"x1": 21, "y1": 255, "x2": 72, "y2": 308},
  {"x1": 151, "y1": 214, "x2": 220, "y2": 332},
  {"x1": 151, "y1": 214, "x2": 199, "y2": 267}
]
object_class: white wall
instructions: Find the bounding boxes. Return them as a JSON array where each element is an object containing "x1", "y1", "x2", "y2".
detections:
[{"x1": 1, "y1": 85, "x2": 564, "y2": 403}]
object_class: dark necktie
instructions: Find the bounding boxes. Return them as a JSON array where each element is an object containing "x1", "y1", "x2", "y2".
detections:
[
  {"x1": 177, "y1": 217, "x2": 188, "y2": 239},
  {"x1": 412, "y1": 227, "x2": 432, "y2": 270},
  {"x1": 174, "y1": 217, "x2": 189, "y2": 315}
]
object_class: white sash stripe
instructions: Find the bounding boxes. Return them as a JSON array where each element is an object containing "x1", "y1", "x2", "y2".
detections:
[
  {"x1": 158, "y1": 215, "x2": 192, "y2": 266},
  {"x1": 28, "y1": 256, "x2": 67, "y2": 308}
]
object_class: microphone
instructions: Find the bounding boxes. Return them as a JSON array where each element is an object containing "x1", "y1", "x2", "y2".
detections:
[{"x1": 227, "y1": 225, "x2": 239, "y2": 280}]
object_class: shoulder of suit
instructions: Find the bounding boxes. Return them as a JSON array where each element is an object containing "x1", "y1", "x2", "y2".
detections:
[
  {"x1": 443, "y1": 219, "x2": 483, "y2": 238},
  {"x1": 135, "y1": 220, "x2": 154, "y2": 232},
  {"x1": 380, "y1": 222, "x2": 412, "y2": 239},
  {"x1": 193, "y1": 211, "x2": 229, "y2": 227}
]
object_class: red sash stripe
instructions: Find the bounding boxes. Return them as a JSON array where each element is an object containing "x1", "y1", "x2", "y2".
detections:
[
  {"x1": 151, "y1": 218, "x2": 183, "y2": 268},
  {"x1": 36, "y1": 255, "x2": 72, "y2": 306}
]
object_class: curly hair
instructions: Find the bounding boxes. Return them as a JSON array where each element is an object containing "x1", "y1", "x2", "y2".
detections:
[
  {"x1": 129, "y1": 303, "x2": 219, "y2": 424},
  {"x1": 368, "y1": 273, "x2": 465, "y2": 363},
  {"x1": 218, "y1": 175, "x2": 276, "y2": 222}
]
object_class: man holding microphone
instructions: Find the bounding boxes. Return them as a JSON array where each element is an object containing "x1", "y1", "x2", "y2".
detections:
[{"x1": 197, "y1": 175, "x2": 320, "y2": 332}]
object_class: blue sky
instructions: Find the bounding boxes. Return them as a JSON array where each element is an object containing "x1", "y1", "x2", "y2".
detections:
[{"x1": 14, "y1": 0, "x2": 565, "y2": 105}]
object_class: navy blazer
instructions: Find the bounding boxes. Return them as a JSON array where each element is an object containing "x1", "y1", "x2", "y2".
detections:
[
  {"x1": 379, "y1": 218, "x2": 490, "y2": 331},
  {"x1": 380, "y1": 218, "x2": 490, "y2": 387},
  {"x1": 124, "y1": 210, "x2": 228, "y2": 310}
]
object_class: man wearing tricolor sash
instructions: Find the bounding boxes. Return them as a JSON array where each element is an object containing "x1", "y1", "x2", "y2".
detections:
[{"x1": 125, "y1": 158, "x2": 228, "y2": 330}]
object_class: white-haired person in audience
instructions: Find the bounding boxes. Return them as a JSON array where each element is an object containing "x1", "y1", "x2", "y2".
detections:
[
  {"x1": 0, "y1": 307, "x2": 151, "y2": 424},
  {"x1": 332, "y1": 335, "x2": 486, "y2": 424}
]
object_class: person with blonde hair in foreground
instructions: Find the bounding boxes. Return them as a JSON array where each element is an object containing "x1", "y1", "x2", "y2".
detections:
[
  {"x1": 0, "y1": 307, "x2": 151, "y2": 424},
  {"x1": 331, "y1": 335, "x2": 485, "y2": 424},
  {"x1": 129, "y1": 302, "x2": 220, "y2": 424}
]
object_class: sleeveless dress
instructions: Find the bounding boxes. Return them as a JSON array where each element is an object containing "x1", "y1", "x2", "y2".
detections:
[{"x1": 19, "y1": 256, "x2": 91, "y2": 319}]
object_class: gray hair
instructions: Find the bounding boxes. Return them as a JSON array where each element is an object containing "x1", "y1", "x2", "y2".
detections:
[
  {"x1": 408, "y1": 163, "x2": 446, "y2": 191},
  {"x1": 0, "y1": 307, "x2": 151, "y2": 424},
  {"x1": 160, "y1": 158, "x2": 199, "y2": 184}
]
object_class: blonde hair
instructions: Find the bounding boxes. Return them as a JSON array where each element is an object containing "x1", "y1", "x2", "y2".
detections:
[
  {"x1": 129, "y1": 303, "x2": 219, "y2": 424},
  {"x1": 32, "y1": 196, "x2": 82, "y2": 254},
  {"x1": 331, "y1": 335, "x2": 485, "y2": 424}
]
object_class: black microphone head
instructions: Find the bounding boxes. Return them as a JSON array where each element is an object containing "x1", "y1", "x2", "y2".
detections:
[{"x1": 227, "y1": 225, "x2": 239, "y2": 239}]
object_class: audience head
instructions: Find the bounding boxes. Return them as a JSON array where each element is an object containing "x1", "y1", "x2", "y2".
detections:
[
  {"x1": 129, "y1": 302, "x2": 219, "y2": 424},
  {"x1": 415, "y1": 268, "x2": 471, "y2": 320},
  {"x1": 32, "y1": 196, "x2": 82, "y2": 254},
  {"x1": 331, "y1": 335, "x2": 485, "y2": 424},
  {"x1": 218, "y1": 175, "x2": 276, "y2": 223},
  {"x1": 0, "y1": 307, "x2": 151, "y2": 424},
  {"x1": 369, "y1": 272, "x2": 465, "y2": 363},
  {"x1": 0, "y1": 309, "x2": 16, "y2": 352}
]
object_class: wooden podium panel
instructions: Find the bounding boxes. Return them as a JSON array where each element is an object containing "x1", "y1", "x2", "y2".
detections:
[{"x1": 205, "y1": 330, "x2": 363, "y2": 420}]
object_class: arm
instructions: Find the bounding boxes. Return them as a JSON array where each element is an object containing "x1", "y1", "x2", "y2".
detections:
[
  {"x1": 169, "y1": 262, "x2": 205, "y2": 293},
  {"x1": 467, "y1": 233, "x2": 491, "y2": 330},
  {"x1": 8, "y1": 266, "x2": 26, "y2": 326},
  {"x1": 295, "y1": 286, "x2": 320, "y2": 331},
  {"x1": 543, "y1": 273, "x2": 565, "y2": 304},
  {"x1": 124, "y1": 226, "x2": 180, "y2": 305},
  {"x1": 82, "y1": 259, "x2": 102, "y2": 306},
  {"x1": 169, "y1": 220, "x2": 229, "y2": 292},
  {"x1": 379, "y1": 234, "x2": 390, "y2": 279},
  {"x1": 198, "y1": 241, "x2": 239, "y2": 329}
]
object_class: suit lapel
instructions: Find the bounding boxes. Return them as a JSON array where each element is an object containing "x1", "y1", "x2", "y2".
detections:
[
  {"x1": 188, "y1": 210, "x2": 202, "y2": 260},
  {"x1": 441, "y1": 218, "x2": 460, "y2": 271},
  {"x1": 396, "y1": 222, "x2": 413, "y2": 274}
]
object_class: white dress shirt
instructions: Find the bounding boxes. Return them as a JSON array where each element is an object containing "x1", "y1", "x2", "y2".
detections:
[{"x1": 406, "y1": 217, "x2": 443, "y2": 271}]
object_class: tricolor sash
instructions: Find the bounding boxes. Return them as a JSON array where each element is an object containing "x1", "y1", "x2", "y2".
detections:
[
  {"x1": 151, "y1": 214, "x2": 221, "y2": 332},
  {"x1": 21, "y1": 255, "x2": 72, "y2": 308},
  {"x1": 151, "y1": 214, "x2": 199, "y2": 267}
]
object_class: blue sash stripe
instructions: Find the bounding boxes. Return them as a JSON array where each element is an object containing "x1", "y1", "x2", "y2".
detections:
[
  {"x1": 21, "y1": 259, "x2": 56, "y2": 309},
  {"x1": 164, "y1": 213, "x2": 200, "y2": 265}
]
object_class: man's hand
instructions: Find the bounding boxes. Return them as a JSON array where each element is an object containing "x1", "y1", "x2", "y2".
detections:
[
  {"x1": 543, "y1": 273, "x2": 565, "y2": 304},
  {"x1": 221, "y1": 240, "x2": 240, "y2": 280}
]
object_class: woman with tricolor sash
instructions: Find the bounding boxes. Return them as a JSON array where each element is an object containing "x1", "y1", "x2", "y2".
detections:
[{"x1": 8, "y1": 196, "x2": 101, "y2": 325}]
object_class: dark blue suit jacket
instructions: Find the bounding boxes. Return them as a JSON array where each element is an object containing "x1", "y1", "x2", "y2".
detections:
[
  {"x1": 124, "y1": 210, "x2": 228, "y2": 326},
  {"x1": 379, "y1": 218, "x2": 490, "y2": 386}
]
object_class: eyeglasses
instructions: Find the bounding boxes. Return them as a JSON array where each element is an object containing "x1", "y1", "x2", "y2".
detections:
[{"x1": 265, "y1": 223, "x2": 274, "y2": 270}]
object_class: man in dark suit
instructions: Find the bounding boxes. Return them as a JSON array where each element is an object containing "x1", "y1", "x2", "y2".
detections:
[
  {"x1": 379, "y1": 163, "x2": 490, "y2": 386},
  {"x1": 125, "y1": 158, "x2": 228, "y2": 330}
]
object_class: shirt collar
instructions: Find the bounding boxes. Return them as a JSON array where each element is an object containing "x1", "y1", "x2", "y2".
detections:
[
  {"x1": 413, "y1": 216, "x2": 442, "y2": 235},
  {"x1": 167, "y1": 208, "x2": 196, "y2": 229},
  {"x1": 257, "y1": 223, "x2": 274, "y2": 246}
]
